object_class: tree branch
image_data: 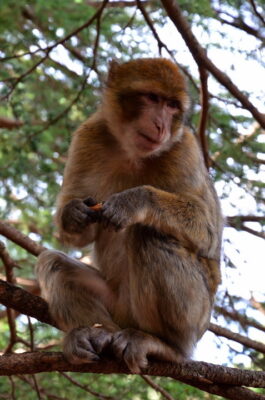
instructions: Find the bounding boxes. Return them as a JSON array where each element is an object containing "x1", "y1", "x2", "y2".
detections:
[
  {"x1": 240, "y1": 225, "x2": 265, "y2": 240},
  {"x1": 0, "y1": 220, "x2": 46, "y2": 257},
  {"x1": 215, "y1": 305, "x2": 265, "y2": 334},
  {"x1": 142, "y1": 375, "x2": 175, "y2": 400},
  {"x1": 209, "y1": 323, "x2": 265, "y2": 354},
  {"x1": 0, "y1": 117, "x2": 23, "y2": 129},
  {"x1": 1, "y1": 352, "x2": 265, "y2": 400},
  {"x1": 213, "y1": 9, "x2": 265, "y2": 42},
  {"x1": 249, "y1": 0, "x2": 265, "y2": 26},
  {"x1": 0, "y1": 279, "x2": 57, "y2": 328},
  {"x1": 159, "y1": 0, "x2": 265, "y2": 128},
  {"x1": 227, "y1": 216, "x2": 265, "y2": 225},
  {"x1": 87, "y1": 1, "x2": 151, "y2": 7}
]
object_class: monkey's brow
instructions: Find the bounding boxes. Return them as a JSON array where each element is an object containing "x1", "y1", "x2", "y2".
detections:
[{"x1": 138, "y1": 90, "x2": 180, "y2": 103}]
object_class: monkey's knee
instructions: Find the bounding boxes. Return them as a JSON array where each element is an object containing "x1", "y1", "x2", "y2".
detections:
[
  {"x1": 35, "y1": 249, "x2": 66, "y2": 276},
  {"x1": 35, "y1": 249, "x2": 72, "y2": 301}
]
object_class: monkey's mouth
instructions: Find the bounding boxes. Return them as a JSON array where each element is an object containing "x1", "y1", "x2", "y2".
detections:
[{"x1": 136, "y1": 131, "x2": 162, "y2": 151}]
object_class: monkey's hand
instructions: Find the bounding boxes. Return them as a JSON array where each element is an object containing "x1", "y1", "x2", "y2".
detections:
[
  {"x1": 111, "y1": 328, "x2": 180, "y2": 374},
  {"x1": 61, "y1": 198, "x2": 101, "y2": 234},
  {"x1": 101, "y1": 187, "x2": 149, "y2": 231},
  {"x1": 63, "y1": 326, "x2": 113, "y2": 364}
]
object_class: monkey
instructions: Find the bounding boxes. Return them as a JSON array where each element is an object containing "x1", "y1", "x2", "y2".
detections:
[{"x1": 36, "y1": 58, "x2": 223, "y2": 374}]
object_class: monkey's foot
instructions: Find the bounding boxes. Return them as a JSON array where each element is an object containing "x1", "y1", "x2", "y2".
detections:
[
  {"x1": 63, "y1": 326, "x2": 113, "y2": 364},
  {"x1": 111, "y1": 328, "x2": 179, "y2": 374}
]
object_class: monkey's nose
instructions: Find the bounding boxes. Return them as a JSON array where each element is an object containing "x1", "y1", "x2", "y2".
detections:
[{"x1": 154, "y1": 119, "x2": 163, "y2": 133}]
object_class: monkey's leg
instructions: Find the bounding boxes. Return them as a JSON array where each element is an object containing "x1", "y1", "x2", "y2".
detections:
[
  {"x1": 36, "y1": 250, "x2": 119, "y2": 364},
  {"x1": 109, "y1": 228, "x2": 212, "y2": 373}
]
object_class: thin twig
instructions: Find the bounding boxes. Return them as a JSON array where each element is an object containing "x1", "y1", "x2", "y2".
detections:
[
  {"x1": 141, "y1": 375, "x2": 175, "y2": 400},
  {"x1": 136, "y1": 0, "x2": 175, "y2": 58},
  {"x1": 249, "y1": 0, "x2": 265, "y2": 26},
  {"x1": 1, "y1": 0, "x2": 109, "y2": 100},
  {"x1": 209, "y1": 323, "x2": 265, "y2": 354},
  {"x1": 159, "y1": 0, "x2": 265, "y2": 128},
  {"x1": 59, "y1": 372, "x2": 116, "y2": 400},
  {"x1": 215, "y1": 305, "x2": 265, "y2": 334}
]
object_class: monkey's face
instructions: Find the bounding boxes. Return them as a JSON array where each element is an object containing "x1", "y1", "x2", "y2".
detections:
[
  {"x1": 128, "y1": 91, "x2": 183, "y2": 157},
  {"x1": 104, "y1": 89, "x2": 186, "y2": 160},
  {"x1": 103, "y1": 58, "x2": 190, "y2": 160}
]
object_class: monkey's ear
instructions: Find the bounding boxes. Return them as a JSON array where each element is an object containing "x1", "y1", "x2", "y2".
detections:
[{"x1": 107, "y1": 59, "x2": 120, "y2": 85}]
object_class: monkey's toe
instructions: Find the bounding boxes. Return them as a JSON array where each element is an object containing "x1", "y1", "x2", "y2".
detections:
[
  {"x1": 63, "y1": 326, "x2": 113, "y2": 364},
  {"x1": 111, "y1": 328, "x2": 150, "y2": 373}
]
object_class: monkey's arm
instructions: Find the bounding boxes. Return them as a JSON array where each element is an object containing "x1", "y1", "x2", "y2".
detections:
[
  {"x1": 102, "y1": 185, "x2": 221, "y2": 257},
  {"x1": 55, "y1": 121, "x2": 103, "y2": 247}
]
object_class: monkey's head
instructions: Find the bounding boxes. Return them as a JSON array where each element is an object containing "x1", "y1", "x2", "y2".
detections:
[{"x1": 102, "y1": 58, "x2": 190, "y2": 159}]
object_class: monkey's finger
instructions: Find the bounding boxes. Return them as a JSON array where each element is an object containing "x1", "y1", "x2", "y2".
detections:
[
  {"x1": 74, "y1": 348, "x2": 100, "y2": 363},
  {"x1": 83, "y1": 197, "x2": 98, "y2": 207},
  {"x1": 76, "y1": 336, "x2": 101, "y2": 360},
  {"x1": 90, "y1": 327, "x2": 113, "y2": 354},
  {"x1": 64, "y1": 342, "x2": 100, "y2": 364},
  {"x1": 85, "y1": 209, "x2": 102, "y2": 223},
  {"x1": 111, "y1": 331, "x2": 129, "y2": 359}
]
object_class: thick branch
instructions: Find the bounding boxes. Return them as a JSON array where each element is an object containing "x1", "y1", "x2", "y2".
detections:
[
  {"x1": 160, "y1": 0, "x2": 265, "y2": 128},
  {"x1": 1, "y1": 352, "x2": 265, "y2": 397},
  {"x1": 0, "y1": 279, "x2": 57, "y2": 327}
]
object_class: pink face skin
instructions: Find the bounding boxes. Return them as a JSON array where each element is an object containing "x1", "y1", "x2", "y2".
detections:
[{"x1": 132, "y1": 93, "x2": 180, "y2": 156}]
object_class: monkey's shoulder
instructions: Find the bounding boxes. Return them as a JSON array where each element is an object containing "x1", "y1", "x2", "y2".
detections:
[{"x1": 75, "y1": 114, "x2": 109, "y2": 140}]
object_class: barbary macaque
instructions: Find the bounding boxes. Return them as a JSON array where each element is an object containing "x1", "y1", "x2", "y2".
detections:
[{"x1": 36, "y1": 58, "x2": 223, "y2": 373}]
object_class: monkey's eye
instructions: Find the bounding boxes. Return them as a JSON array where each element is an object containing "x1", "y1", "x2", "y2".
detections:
[
  {"x1": 167, "y1": 99, "x2": 180, "y2": 109},
  {"x1": 146, "y1": 93, "x2": 159, "y2": 103}
]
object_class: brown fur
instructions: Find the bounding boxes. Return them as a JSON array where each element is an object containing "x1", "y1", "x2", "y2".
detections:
[{"x1": 36, "y1": 58, "x2": 223, "y2": 373}]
